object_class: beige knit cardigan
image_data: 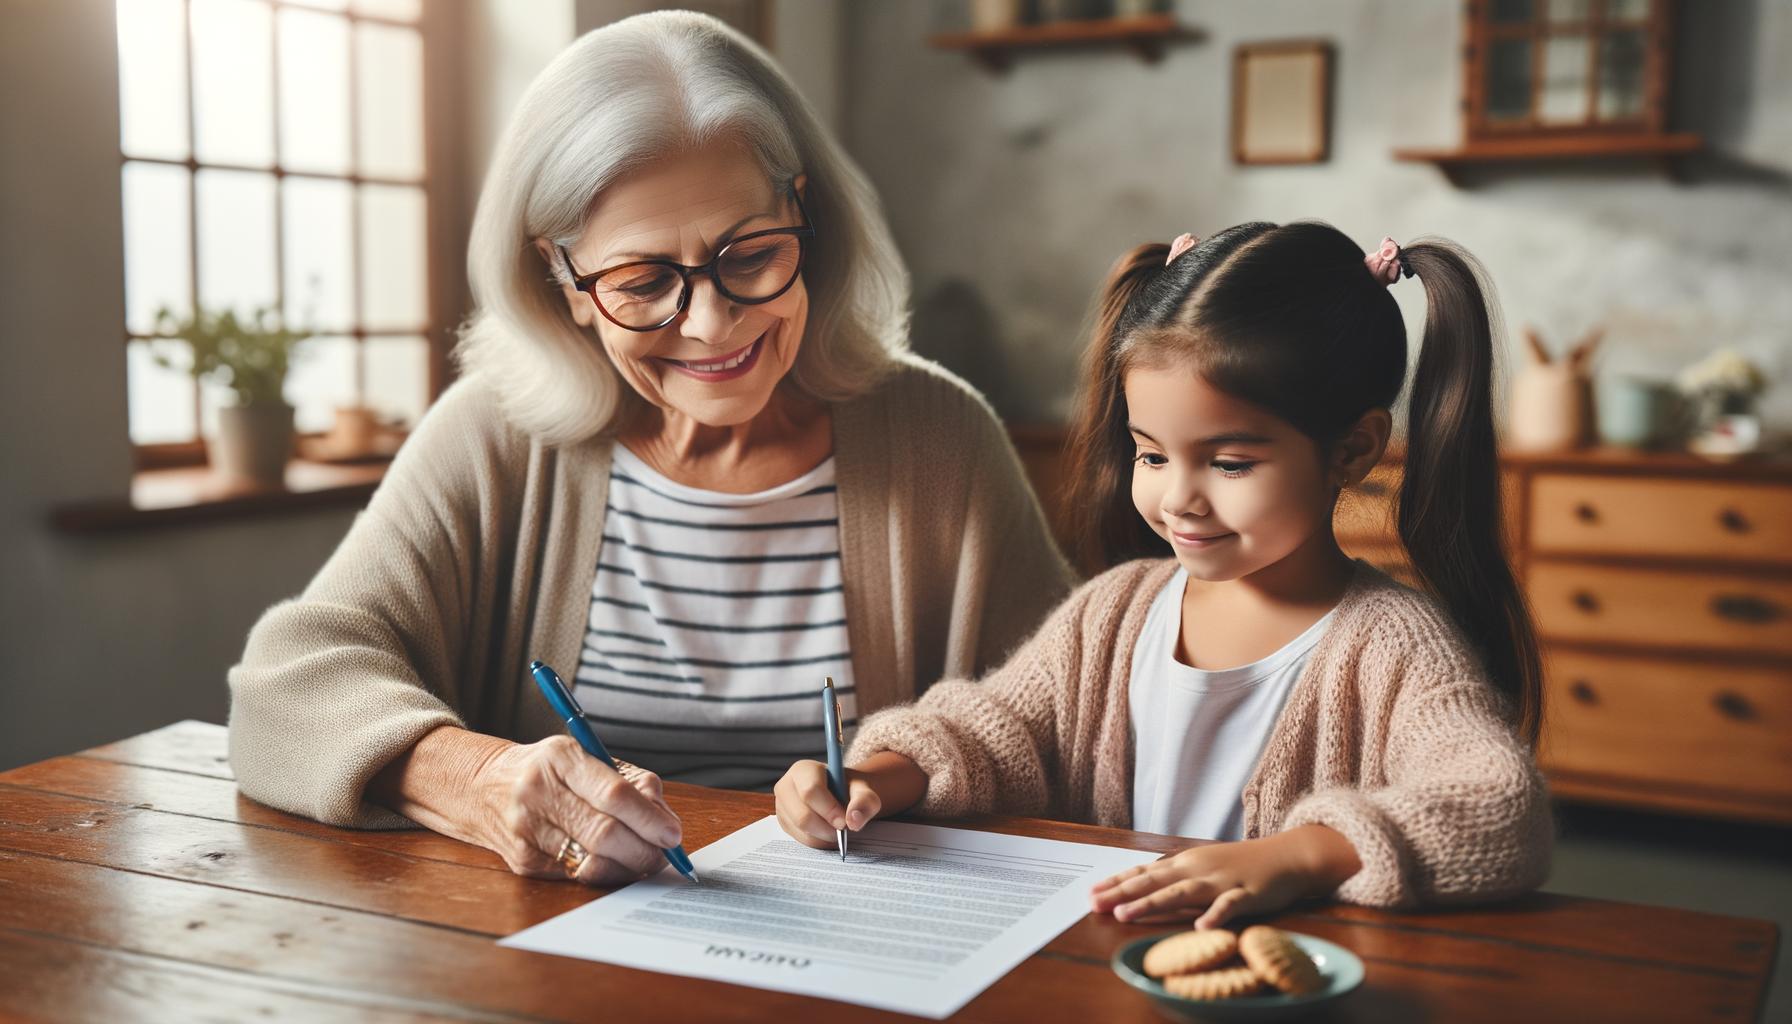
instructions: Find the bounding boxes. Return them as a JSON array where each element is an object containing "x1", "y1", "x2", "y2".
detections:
[
  {"x1": 227, "y1": 355, "x2": 1076, "y2": 829},
  {"x1": 849, "y1": 558, "x2": 1553, "y2": 909}
]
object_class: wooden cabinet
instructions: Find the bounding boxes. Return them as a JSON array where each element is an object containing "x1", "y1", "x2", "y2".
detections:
[
  {"x1": 1341, "y1": 449, "x2": 1792, "y2": 826},
  {"x1": 1007, "y1": 427, "x2": 1792, "y2": 826},
  {"x1": 1541, "y1": 650, "x2": 1792, "y2": 820}
]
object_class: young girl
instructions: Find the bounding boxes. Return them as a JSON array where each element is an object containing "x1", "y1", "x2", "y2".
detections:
[{"x1": 774, "y1": 222, "x2": 1551, "y2": 926}]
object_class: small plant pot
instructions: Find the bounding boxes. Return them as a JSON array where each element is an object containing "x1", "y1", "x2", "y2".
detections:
[
  {"x1": 970, "y1": 0, "x2": 1023, "y2": 30},
  {"x1": 212, "y1": 403, "x2": 294, "y2": 487}
]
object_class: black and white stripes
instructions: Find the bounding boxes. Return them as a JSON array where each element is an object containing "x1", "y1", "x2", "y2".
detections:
[{"x1": 576, "y1": 445, "x2": 857, "y2": 791}]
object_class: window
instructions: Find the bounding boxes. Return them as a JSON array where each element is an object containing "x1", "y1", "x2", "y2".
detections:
[
  {"x1": 116, "y1": 0, "x2": 436, "y2": 458},
  {"x1": 1467, "y1": 0, "x2": 1669, "y2": 138}
]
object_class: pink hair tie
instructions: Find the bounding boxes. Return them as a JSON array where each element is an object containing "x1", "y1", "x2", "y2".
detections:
[
  {"x1": 1365, "y1": 236, "x2": 1412, "y2": 285},
  {"x1": 1166, "y1": 232, "x2": 1199, "y2": 266}
]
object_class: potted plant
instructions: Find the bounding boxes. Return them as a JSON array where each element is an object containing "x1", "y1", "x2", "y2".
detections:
[
  {"x1": 152, "y1": 303, "x2": 312, "y2": 486},
  {"x1": 1676, "y1": 348, "x2": 1769, "y2": 459}
]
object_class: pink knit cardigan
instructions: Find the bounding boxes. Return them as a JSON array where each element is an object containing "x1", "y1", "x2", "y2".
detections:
[{"x1": 848, "y1": 558, "x2": 1553, "y2": 909}]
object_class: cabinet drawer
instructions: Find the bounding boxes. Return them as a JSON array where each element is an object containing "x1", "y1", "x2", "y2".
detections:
[
  {"x1": 1540, "y1": 650, "x2": 1792, "y2": 803},
  {"x1": 1334, "y1": 465, "x2": 1401, "y2": 545},
  {"x1": 1334, "y1": 465, "x2": 1521, "y2": 551},
  {"x1": 1530, "y1": 475, "x2": 1792, "y2": 565},
  {"x1": 1528, "y1": 562, "x2": 1792, "y2": 656}
]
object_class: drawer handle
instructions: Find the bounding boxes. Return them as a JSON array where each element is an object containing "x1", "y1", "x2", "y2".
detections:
[
  {"x1": 1710, "y1": 593, "x2": 1784, "y2": 624},
  {"x1": 1717, "y1": 507, "x2": 1752, "y2": 534},
  {"x1": 1712, "y1": 691, "x2": 1757, "y2": 722},
  {"x1": 1570, "y1": 590, "x2": 1601, "y2": 613},
  {"x1": 1568, "y1": 680, "x2": 1598, "y2": 706},
  {"x1": 1573, "y1": 502, "x2": 1599, "y2": 524}
]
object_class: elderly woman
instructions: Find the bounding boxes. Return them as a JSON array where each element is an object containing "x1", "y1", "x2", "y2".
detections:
[{"x1": 227, "y1": 11, "x2": 1071, "y2": 885}]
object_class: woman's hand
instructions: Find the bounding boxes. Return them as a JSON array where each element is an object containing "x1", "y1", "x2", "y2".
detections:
[
  {"x1": 1089, "y1": 825, "x2": 1362, "y2": 929},
  {"x1": 471, "y1": 735, "x2": 684, "y2": 885},
  {"x1": 773, "y1": 751, "x2": 928, "y2": 849},
  {"x1": 369, "y1": 726, "x2": 683, "y2": 886}
]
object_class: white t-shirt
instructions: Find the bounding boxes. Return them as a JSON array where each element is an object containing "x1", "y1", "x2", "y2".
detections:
[
  {"x1": 575, "y1": 444, "x2": 855, "y2": 791},
  {"x1": 1128, "y1": 568, "x2": 1335, "y2": 841}
]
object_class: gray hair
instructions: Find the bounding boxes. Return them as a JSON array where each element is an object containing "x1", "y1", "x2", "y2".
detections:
[{"x1": 456, "y1": 11, "x2": 910, "y2": 444}]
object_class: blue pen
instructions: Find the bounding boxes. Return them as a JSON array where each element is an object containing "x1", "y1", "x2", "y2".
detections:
[
  {"x1": 823, "y1": 676, "x2": 848, "y2": 862},
  {"x1": 529, "y1": 659, "x2": 699, "y2": 884}
]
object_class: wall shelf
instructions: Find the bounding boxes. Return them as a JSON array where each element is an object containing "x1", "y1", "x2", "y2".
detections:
[
  {"x1": 928, "y1": 15, "x2": 1201, "y2": 73},
  {"x1": 51, "y1": 459, "x2": 388, "y2": 533},
  {"x1": 1395, "y1": 132, "x2": 1704, "y2": 184}
]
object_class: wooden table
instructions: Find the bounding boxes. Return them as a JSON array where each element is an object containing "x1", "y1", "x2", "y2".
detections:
[{"x1": 0, "y1": 722, "x2": 1777, "y2": 1022}]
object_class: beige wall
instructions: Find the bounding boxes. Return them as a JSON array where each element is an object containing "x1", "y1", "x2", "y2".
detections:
[
  {"x1": 844, "y1": 1, "x2": 1792, "y2": 429},
  {"x1": 571, "y1": 0, "x2": 844, "y2": 131}
]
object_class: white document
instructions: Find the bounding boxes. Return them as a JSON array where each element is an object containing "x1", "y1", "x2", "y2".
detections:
[{"x1": 500, "y1": 816, "x2": 1161, "y2": 1019}]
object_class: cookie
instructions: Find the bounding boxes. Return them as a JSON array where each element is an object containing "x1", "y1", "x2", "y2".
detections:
[
  {"x1": 1238, "y1": 925, "x2": 1324, "y2": 995},
  {"x1": 1141, "y1": 929, "x2": 1239, "y2": 978},
  {"x1": 1162, "y1": 966, "x2": 1265, "y2": 1001}
]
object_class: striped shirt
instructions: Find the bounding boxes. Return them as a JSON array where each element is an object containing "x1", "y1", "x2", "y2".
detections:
[{"x1": 575, "y1": 444, "x2": 857, "y2": 791}]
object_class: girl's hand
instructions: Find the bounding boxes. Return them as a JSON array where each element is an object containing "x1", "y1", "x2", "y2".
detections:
[
  {"x1": 773, "y1": 751, "x2": 930, "y2": 849},
  {"x1": 1090, "y1": 825, "x2": 1361, "y2": 929},
  {"x1": 774, "y1": 761, "x2": 883, "y2": 849}
]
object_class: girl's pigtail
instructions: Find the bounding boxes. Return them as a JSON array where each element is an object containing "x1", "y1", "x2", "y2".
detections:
[
  {"x1": 1397, "y1": 241, "x2": 1544, "y2": 746},
  {"x1": 1064, "y1": 243, "x2": 1172, "y2": 572}
]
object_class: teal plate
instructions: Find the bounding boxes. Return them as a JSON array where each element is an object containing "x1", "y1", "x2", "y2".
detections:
[{"x1": 1112, "y1": 931, "x2": 1364, "y2": 1021}]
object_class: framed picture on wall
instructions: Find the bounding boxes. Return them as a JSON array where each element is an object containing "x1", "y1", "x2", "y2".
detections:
[{"x1": 1232, "y1": 40, "x2": 1333, "y2": 165}]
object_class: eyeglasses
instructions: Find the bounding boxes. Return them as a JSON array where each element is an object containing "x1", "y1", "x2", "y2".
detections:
[{"x1": 559, "y1": 189, "x2": 814, "y2": 332}]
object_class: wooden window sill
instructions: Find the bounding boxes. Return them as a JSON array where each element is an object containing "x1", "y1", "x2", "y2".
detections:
[{"x1": 51, "y1": 458, "x2": 390, "y2": 533}]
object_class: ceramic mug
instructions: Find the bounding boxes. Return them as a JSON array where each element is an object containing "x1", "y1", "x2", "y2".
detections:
[{"x1": 1596, "y1": 376, "x2": 1675, "y2": 448}]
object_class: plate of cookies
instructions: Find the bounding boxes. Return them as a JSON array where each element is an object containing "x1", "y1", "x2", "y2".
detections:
[{"x1": 1111, "y1": 924, "x2": 1363, "y2": 1021}]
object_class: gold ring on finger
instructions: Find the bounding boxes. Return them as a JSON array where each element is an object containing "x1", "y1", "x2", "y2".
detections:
[{"x1": 555, "y1": 836, "x2": 589, "y2": 877}]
